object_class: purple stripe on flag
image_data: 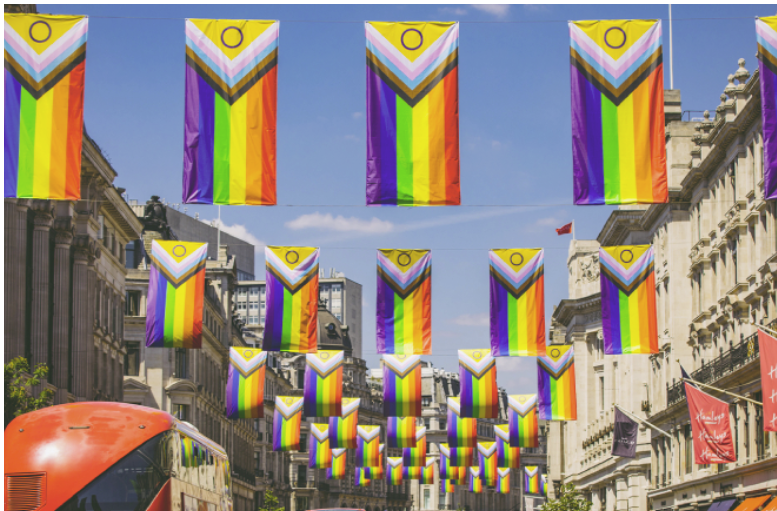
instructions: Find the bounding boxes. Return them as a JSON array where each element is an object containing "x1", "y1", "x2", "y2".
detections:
[
  {"x1": 571, "y1": 64, "x2": 605, "y2": 205},
  {"x1": 459, "y1": 372, "x2": 473, "y2": 417},
  {"x1": 601, "y1": 276, "x2": 622, "y2": 354},
  {"x1": 146, "y1": 267, "x2": 167, "y2": 347},
  {"x1": 4, "y1": 70, "x2": 21, "y2": 197},
  {"x1": 366, "y1": 67, "x2": 383, "y2": 204},
  {"x1": 263, "y1": 272, "x2": 285, "y2": 351},
  {"x1": 761, "y1": 59, "x2": 777, "y2": 200},
  {"x1": 490, "y1": 276, "x2": 510, "y2": 356},
  {"x1": 226, "y1": 366, "x2": 238, "y2": 418},
  {"x1": 303, "y1": 365, "x2": 319, "y2": 417},
  {"x1": 537, "y1": 370, "x2": 552, "y2": 420},
  {"x1": 376, "y1": 275, "x2": 395, "y2": 353},
  {"x1": 383, "y1": 364, "x2": 397, "y2": 415},
  {"x1": 379, "y1": 78, "x2": 398, "y2": 204}
]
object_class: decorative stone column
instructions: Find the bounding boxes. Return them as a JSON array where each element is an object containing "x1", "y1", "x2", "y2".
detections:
[
  {"x1": 5, "y1": 199, "x2": 31, "y2": 360},
  {"x1": 51, "y1": 218, "x2": 74, "y2": 404},
  {"x1": 30, "y1": 201, "x2": 54, "y2": 393},
  {"x1": 71, "y1": 236, "x2": 99, "y2": 401}
]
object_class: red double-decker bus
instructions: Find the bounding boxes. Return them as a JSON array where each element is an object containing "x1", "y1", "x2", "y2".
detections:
[{"x1": 5, "y1": 402, "x2": 233, "y2": 511}]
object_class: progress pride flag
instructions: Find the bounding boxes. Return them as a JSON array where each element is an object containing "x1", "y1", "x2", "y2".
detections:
[
  {"x1": 758, "y1": 330, "x2": 777, "y2": 432},
  {"x1": 686, "y1": 383, "x2": 736, "y2": 464}
]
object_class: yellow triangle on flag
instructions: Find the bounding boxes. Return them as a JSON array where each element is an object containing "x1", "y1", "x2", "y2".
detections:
[
  {"x1": 572, "y1": 19, "x2": 656, "y2": 61},
  {"x1": 188, "y1": 19, "x2": 276, "y2": 60},
  {"x1": 368, "y1": 22, "x2": 455, "y2": 62}
]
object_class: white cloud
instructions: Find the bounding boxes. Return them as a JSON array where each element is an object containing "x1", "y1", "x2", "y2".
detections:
[
  {"x1": 452, "y1": 313, "x2": 489, "y2": 327},
  {"x1": 439, "y1": 6, "x2": 468, "y2": 15},
  {"x1": 285, "y1": 212, "x2": 395, "y2": 234},
  {"x1": 344, "y1": 134, "x2": 359, "y2": 142},
  {"x1": 352, "y1": 112, "x2": 363, "y2": 119},
  {"x1": 204, "y1": 219, "x2": 265, "y2": 248},
  {"x1": 491, "y1": 140, "x2": 502, "y2": 149},
  {"x1": 471, "y1": 4, "x2": 510, "y2": 17}
]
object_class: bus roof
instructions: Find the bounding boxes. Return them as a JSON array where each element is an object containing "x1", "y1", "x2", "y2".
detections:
[{"x1": 5, "y1": 402, "x2": 183, "y2": 511}]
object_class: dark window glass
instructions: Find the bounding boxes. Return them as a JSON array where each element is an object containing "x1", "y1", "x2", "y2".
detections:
[
  {"x1": 57, "y1": 431, "x2": 173, "y2": 511},
  {"x1": 125, "y1": 342, "x2": 140, "y2": 376}
]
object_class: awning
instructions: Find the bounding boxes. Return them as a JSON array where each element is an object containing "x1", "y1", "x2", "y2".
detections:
[
  {"x1": 731, "y1": 496, "x2": 772, "y2": 511},
  {"x1": 761, "y1": 497, "x2": 777, "y2": 511},
  {"x1": 707, "y1": 499, "x2": 738, "y2": 511}
]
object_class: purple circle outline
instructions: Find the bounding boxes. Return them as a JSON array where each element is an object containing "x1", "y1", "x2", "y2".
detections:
[
  {"x1": 401, "y1": 28, "x2": 423, "y2": 51},
  {"x1": 620, "y1": 249, "x2": 634, "y2": 264},
  {"x1": 29, "y1": 20, "x2": 52, "y2": 43},
  {"x1": 604, "y1": 27, "x2": 626, "y2": 49},
  {"x1": 221, "y1": 26, "x2": 243, "y2": 49}
]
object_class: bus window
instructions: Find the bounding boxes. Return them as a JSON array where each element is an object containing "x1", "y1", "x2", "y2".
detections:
[{"x1": 56, "y1": 431, "x2": 174, "y2": 511}]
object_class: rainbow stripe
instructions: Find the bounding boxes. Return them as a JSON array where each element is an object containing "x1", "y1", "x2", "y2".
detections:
[
  {"x1": 356, "y1": 425, "x2": 381, "y2": 467},
  {"x1": 355, "y1": 467, "x2": 371, "y2": 487},
  {"x1": 497, "y1": 468, "x2": 511, "y2": 494},
  {"x1": 403, "y1": 465, "x2": 422, "y2": 480},
  {"x1": 263, "y1": 247, "x2": 319, "y2": 352},
  {"x1": 495, "y1": 425, "x2": 520, "y2": 468},
  {"x1": 308, "y1": 423, "x2": 331, "y2": 469},
  {"x1": 525, "y1": 466, "x2": 540, "y2": 494},
  {"x1": 538, "y1": 346, "x2": 577, "y2": 420},
  {"x1": 477, "y1": 442, "x2": 498, "y2": 487},
  {"x1": 272, "y1": 396, "x2": 303, "y2": 451},
  {"x1": 146, "y1": 241, "x2": 207, "y2": 348},
  {"x1": 226, "y1": 348, "x2": 266, "y2": 419},
  {"x1": 4, "y1": 14, "x2": 87, "y2": 200},
  {"x1": 328, "y1": 397, "x2": 360, "y2": 449},
  {"x1": 570, "y1": 19, "x2": 667, "y2": 205},
  {"x1": 402, "y1": 426, "x2": 427, "y2": 466},
  {"x1": 183, "y1": 19, "x2": 277, "y2": 205},
  {"x1": 759, "y1": 16, "x2": 777, "y2": 199},
  {"x1": 541, "y1": 474, "x2": 548, "y2": 495},
  {"x1": 442, "y1": 479, "x2": 456, "y2": 493},
  {"x1": 600, "y1": 246, "x2": 658, "y2": 354},
  {"x1": 469, "y1": 468, "x2": 483, "y2": 493},
  {"x1": 327, "y1": 448, "x2": 347, "y2": 480},
  {"x1": 438, "y1": 446, "x2": 460, "y2": 480},
  {"x1": 508, "y1": 394, "x2": 539, "y2": 448},
  {"x1": 447, "y1": 397, "x2": 477, "y2": 447},
  {"x1": 388, "y1": 416, "x2": 417, "y2": 448},
  {"x1": 382, "y1": 354, "x2": 423, "y2": 416},
  {"x1": 365, "y1": 22, "x2": 460, "y2": 206},
  {"x1": 304, "y1": 350, "x2": 344, "y2": 417},
  {"x1": 489, "y1": 249, "x2": 546, "y2": 357},
  {"x1": 388, "y1": 457, "x2": 404, "y2": 485},
  {"x1": 458, "y1": 350, "x2": 499, "y2": 418},
  {"x1": 365, "y1": 463, "x2": 385, "y2": 480},
  {"x1": 421, "y1": 459, "x2": 436, "y2": 484},
  {"x1": 181, "y1": 436, "x2": 195, "y2": 468},
  {"x1": 376, "y1": 250, "x2": 432, "y2": 355},
  {"x1": 440, "y1": 441, "x2": 474, "y2": 467}
]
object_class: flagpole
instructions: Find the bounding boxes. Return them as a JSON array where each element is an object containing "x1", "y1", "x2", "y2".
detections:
[
  {"x1": 572, "y1": 220, "x2": 576, "y2": 240},
  {"x1": 755, "y1": 323, "x2": 777, "y2": 337},
  {"x1": 613, "y1": 405, "x2": 672, "y2": 439},
  {"x1": 668, "y1": 4, "x2": 674, "y2": 89},
  {"x1": 680, "y1": 378, "x2": 763, "y2": 407}
]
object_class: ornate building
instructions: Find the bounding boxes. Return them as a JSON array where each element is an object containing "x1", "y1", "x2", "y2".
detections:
[
  {"x1": 4, "y1": 125, "x2": 143, "y2": 404},
  {"x1": 549, "y1": 59, "x2": 777, "y2": 511},
  {"x1": 122, "y1": 198, "x2": 258, "y2": 511}
]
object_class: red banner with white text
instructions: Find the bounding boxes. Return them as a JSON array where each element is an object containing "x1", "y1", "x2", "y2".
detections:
[
  {"x1": 686, "y1": 383, "x2": 736, "y2": 464},
  {"x1": 759, "y1": 330, "x2": 777, "y2": 432}
]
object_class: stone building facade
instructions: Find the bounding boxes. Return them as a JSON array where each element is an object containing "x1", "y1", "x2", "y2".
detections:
[
  {"x1": 4, "y1": 129, "x2": 143, "y2": 404},
  {"x1": 122, "y1": 200, "x2": 258, "y2": 511},
  {"x1": 549, "y1": 59, "x2": 777, "y2": 511}
]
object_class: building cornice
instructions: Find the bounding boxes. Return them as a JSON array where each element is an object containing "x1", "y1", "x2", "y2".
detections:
[{"x1": 553, "y1": 293, "x2": 602, "y2": 327}]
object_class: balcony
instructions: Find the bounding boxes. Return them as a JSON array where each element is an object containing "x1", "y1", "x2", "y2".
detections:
[
  {"x1": 292, "y1": 477, "x2": 316, "y2": 489},
  {"x1": 232, "y1": 465, "x2": 256, "y2": 485},
  {"x1": 666, "y1": 323, "x2": 771, "y2": 406}
]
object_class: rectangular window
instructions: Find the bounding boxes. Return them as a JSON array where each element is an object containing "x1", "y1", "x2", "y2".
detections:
[
  {"x1": 297, "y1": 370, "x2": 305, "y2": 390},
  {"x1": 249, "y1": 302, "x2": 259, "y2": 310},
  {"x1": 237, "y1": 302, "x2": 247, "y2": 310},
  {"x1": 332, "y1": 284, "x2": 341, "y2": 293},
  {"x1": 439, "y1": 419, "x2": 446, "y2": 431},
  {"x1": 172, "y1": 403, "x2": 189, "y2": 421},
  {"x1": 599, "y1": 376, "x2": 605, "y2": 413},
  {"x1": 238, "y1": 288, "x2": 247, "y2": 296},
  {"x1": 424, "y1": 489, "x2": 431, "y2": 509},
  {"x1": 422, "y1": 396, "x2": 432, "y2": 407},
  {"x1": 125, "y1": 241, "x2": 136, "y2": 269},
  {"x1": 126, "y1": 290, "x2": 141, "y2": 316},
  {"x1": 249, "y1": 317, "x2": 259, "y2": 325},
  {"x1": 125, "y1": 342, "x2": 140, "y2": 376},
  {"x1": 684, "y1": 424, "x2": 692, "y2": 474},
  {"x1": 175, "y1": 349, "x2": 188, "y2": 379},
  {"x1": 250, "y1": 287, "x2": 259, "y2": 296}
]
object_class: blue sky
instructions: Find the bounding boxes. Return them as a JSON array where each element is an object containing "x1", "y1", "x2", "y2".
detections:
[{"x1": 49, "y1": 3, "x2": 768, "y2": 391}]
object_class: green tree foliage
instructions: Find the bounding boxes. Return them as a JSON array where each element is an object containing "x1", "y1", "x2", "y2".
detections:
[
  {"x1": 541, "y1": 483, "x2": 593, "y2": 511},
  {"x1": 256, "y1": 489, "x2": 284, "y2": 511},
  {"x1": 5, "y1": 357, "x2": 55, "y2": 428}
]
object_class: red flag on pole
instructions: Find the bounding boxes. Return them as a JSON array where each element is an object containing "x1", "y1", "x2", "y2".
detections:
[
  {"x1": 556, "y1": 222, "x2": 573, "y2": 235},
  {"x1": 685, "y1": 383, "x2": 736, "y2": 464},
  {"x1": 758, "y1": 330, "x2": 777, "y2": 432}
]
